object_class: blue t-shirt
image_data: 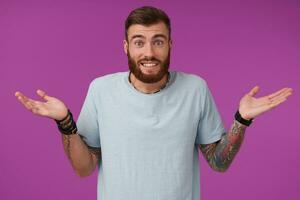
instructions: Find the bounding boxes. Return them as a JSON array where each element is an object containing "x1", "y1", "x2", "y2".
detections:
[{"x1": 77, "y1": 71, "x2": 226, "y2": 200}]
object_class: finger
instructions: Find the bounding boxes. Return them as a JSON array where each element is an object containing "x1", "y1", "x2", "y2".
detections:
[
  {"x1": 15, "y1": 92, "x2": 33, "y2": 104},
  {"x1": 248, "y1": 86, "x2": 260, "y2": 97},
  {"x1": 268, "y1": 88, "x2": 291, "y2": 99},
  {"x1": 271, "y1": 92, "x2": 292, "y2": 104},
  {"x1": 17, "y1": 97, "x2": 31, "y2": 109},
  {"x1": 36, "y1": 89, "x2": 51, "y2": 101},
  {"x1": 269, "y1": 97, "x2": 288, "y2": 108},
  {"x1": 18, "y1": 96, "x2": 34, "y2": 110},
  {"x1": 270, "y1": 88, "x2": 293, "y2": 102},
  {"x1": 15, "y1": 92, "x2": 32, "y2": 109},
  {"x1": 15, "y1": 91, "x2": 21, "y2": 97},
  {"x1": 16, "y1": 93, "x2": 43, "y2": 111},
  {"x1": 275, "y1": 89, "x2": 292, "y2": 100},
  {"x1": 15, "y1": 92, "x2": 48, "y2": 114},
  {"x1": 15, "y1": 91, "x2": 28, "y2": 101},
  {"x1": 16, "y1": 91, "x2": 46, "y2": 106}
]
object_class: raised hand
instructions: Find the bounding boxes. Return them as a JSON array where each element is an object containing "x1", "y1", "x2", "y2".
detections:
[
  {"x1": 238, "y1": 86, "x2": 293, "y2": 120},
  {"x1": 15, "y1": 89, "x2": 68, "y2": 121}
]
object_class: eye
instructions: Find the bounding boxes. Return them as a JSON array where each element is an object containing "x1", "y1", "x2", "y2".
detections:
[
  {"x1": 134, "y1": 40, "x2": 144, "y2": 47},
  {"x1": 153, "y1": 40, "x2": 164, "y2": 46}
]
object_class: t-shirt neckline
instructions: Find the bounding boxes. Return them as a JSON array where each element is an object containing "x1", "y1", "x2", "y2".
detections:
[{"x1": 124, "y1": 71, "x2": 176, "y2": 96}]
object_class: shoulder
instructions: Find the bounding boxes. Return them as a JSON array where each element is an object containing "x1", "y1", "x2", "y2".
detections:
[
  {"x1": 175, "y1": 71, "x2": 208, "y2": 91},
  {"x1": 89, "y1": 71, "x2": 127, "y2": 89}
]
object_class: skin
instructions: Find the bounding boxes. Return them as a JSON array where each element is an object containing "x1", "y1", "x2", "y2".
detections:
[
  {"x1": 14, "y1": 90, "x2": 100, "y2": 177},
  {"x1": 200, "y1": 86, "x2": 293, "y2": 172},
  {"x1": 14, "y1": 22, "x2": 293, "y2": 176}
]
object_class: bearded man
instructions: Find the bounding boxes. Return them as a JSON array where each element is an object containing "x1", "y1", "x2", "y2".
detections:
[{"x1": 15, "y1": 6, "x2": 292, "y2": 200}]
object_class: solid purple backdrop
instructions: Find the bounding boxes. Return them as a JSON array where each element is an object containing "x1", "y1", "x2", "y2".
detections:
[{"x1": 1, "y1": 0, "x2": 299, "y2": 200}]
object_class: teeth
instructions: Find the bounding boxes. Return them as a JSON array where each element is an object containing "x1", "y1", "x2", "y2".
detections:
[{"x1": 142, "y1": 63, "x2": 157, "y2": 67}]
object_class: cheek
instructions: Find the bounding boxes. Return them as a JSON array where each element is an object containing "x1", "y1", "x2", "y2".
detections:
[
  {"x1": 156, "y1": 49, "x2": 169, "y2": 59},
  {"x1": 128, "y1": 48, "x2": 143, "y2": 59},
  {"x1": 130, "y1": 54, "x2": 140, "y2": 63}
]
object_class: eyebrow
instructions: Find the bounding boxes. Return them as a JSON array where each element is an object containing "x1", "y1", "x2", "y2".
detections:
[
  {"x1": 129, "y1": 34, "x2": 168, "y2": 42},
  {"x1": 153, "y1": 34, "x2": 168, "y2": 40},
  {"x1": 130, "y1": 34, "x2": 145, "y2": 41}
]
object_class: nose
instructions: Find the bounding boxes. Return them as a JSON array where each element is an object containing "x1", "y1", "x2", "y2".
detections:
[{"x1": 143, "y1": 43, "x2": 154, "y2": 58}]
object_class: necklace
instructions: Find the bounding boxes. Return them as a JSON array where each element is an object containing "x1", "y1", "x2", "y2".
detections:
[{"x1": 128, "y1": 72, "x2": 170, "y2": 94}]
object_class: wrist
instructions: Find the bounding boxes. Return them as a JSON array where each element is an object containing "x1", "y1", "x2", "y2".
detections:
[
  {"x1": 234, "y1": 119, "x2": 248, "y2": 128},
  {"x1": 55, "y1": 108, "x2": 69, "y2": 121},
  {"x1": 55, "y1": 109, "x2": 78, "y2": 135},
  {"x1": 235, "y1": 110, "x2": 253, "y2": 127},
  {"x1": 239, "y1": 111, "x2": 252, "y2": 120}
]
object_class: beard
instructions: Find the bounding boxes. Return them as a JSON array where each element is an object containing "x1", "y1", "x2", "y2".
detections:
[{"x1": 127, "y1": 49, "x2": 170, "y2": 84}]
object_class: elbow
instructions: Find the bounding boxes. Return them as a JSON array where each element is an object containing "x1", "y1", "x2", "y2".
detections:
[
  {"x1": 210, "y1": 162, "x2": 231, "y2": 173},
  {"x1": 212, "y1": 166, "x2": 228, "y2": 173},
  {"x1": 74, "y1": 166, "x2": 95, "y2": 177},
  {"x1": 73, "y1": 159, "x2": 98, "y2": 177},
  {"x1": 75, "y1": 169, "x2": 93, "y2": 177}
]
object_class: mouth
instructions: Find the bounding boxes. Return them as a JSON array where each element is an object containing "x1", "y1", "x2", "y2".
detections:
[{"x1": 140, "y1": 61, "x2": 159, "y2": 68}]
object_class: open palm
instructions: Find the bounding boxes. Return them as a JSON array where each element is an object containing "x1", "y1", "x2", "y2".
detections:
[
  {"x1": 239, "y1": 86, "x2": 293, "y2": 120},
  {"x1": 15, "y1": 89, "x2": 68, "y2": 120}
]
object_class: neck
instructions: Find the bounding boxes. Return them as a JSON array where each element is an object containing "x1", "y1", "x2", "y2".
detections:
[{"x1": 129, "y1": 73, "x2": 169, "y2": 94}]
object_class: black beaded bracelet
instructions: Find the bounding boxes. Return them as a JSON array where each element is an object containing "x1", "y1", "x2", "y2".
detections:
[
  {"x1": 55, "y1": 109, "x2": 78, "y2": 135},
  {"x1": 234, "y1": 110, "x2": 253, "y2": 127}
]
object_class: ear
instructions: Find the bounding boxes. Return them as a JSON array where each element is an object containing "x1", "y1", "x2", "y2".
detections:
[
  {"x1": 123, "y1": 39, "x2": 128, "y2": 55},
  {"x1": 169, "y1": 39, "x2": 172, "y2": 49}
]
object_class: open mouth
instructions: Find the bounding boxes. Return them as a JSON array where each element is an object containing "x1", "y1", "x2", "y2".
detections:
[{"x1": 140, "y1": 62, "x2": 159, "y2": 68}]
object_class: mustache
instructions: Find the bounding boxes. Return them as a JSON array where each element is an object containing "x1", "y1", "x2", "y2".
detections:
[{"x1": 138, "y1": 57, "x2": 161, "y2": 63}]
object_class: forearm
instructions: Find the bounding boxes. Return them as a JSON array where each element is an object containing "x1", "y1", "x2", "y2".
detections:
[
  {"x1": 199, "y1": 120, "x2": 247, "y2": 172},
  {"x1": 62, "y1": 133, "x2": 98, "y2": 177}
]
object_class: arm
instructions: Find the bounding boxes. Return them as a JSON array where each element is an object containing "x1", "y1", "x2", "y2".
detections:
[
  {"x1": 15, "y1": 89, "x2": 100, "y2": 177},
  {"x1": 199, "y1": 85, "x2": 292, "y2": 172},
  {"x1": 62, "y1": 133, "x2": 101, "y2": 177},
  {"x1": 199, "y1": 120, "x2": 246, "y2": 172}
]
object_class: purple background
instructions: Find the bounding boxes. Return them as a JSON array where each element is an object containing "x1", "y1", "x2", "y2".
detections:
[{"x1": 1, "y1": 0, "x2": 299, "y2": 200}]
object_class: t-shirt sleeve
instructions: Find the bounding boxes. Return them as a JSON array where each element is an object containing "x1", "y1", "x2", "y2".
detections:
[
  {"x1": 76, "y1": 81, "x2": 101, "y2": 148},
  {"x1": 195, "y1": 81, "x2": 226, "y2": 145}
]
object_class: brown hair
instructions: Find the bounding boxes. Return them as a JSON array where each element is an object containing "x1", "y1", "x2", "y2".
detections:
[{"x1": 125, "y1": 6, "x2": 171, "y2": 41}]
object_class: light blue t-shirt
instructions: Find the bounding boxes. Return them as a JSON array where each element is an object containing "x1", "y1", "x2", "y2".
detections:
[{"x1": 77, "y1": 71, "x2": 226, "y2": 200}]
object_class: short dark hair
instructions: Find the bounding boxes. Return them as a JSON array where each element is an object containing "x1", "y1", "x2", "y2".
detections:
[{"x1": 125, "y1": 6, "x2": 171, "y2": 41}]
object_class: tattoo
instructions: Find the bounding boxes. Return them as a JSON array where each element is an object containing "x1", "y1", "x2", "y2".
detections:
[{"x1": 199, "y1": 120, "x2": 247, "y2": 172}]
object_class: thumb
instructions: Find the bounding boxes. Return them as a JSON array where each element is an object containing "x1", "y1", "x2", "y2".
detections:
[
  {"x1": 248, "y1": 86, "x2": 260, "y2": 97},
  {"x1": 36, "y1": 89, "x2": 51, "y2": 101}
]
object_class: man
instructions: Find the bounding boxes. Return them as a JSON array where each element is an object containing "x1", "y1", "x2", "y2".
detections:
[{"x1": 15, "y1": 6, "x2": 292, "y2": 200}]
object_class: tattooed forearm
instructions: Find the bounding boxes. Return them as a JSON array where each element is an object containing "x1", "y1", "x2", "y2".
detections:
[{"x1": 199, "y1": 120, "x2": 247, "y2": 172}]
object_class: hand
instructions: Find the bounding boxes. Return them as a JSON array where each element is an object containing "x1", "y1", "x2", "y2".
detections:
[
  {"x1": 15, "y1": 89, "x2": 68, "y2": 121},
  {"x1": 238, "y1": 86, "x2": 293, "y2": 120}
]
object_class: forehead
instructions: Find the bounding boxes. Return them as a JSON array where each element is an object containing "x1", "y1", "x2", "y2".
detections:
[{"x1": 127, "y1": 22, "x2": 169, "y2": 40}]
